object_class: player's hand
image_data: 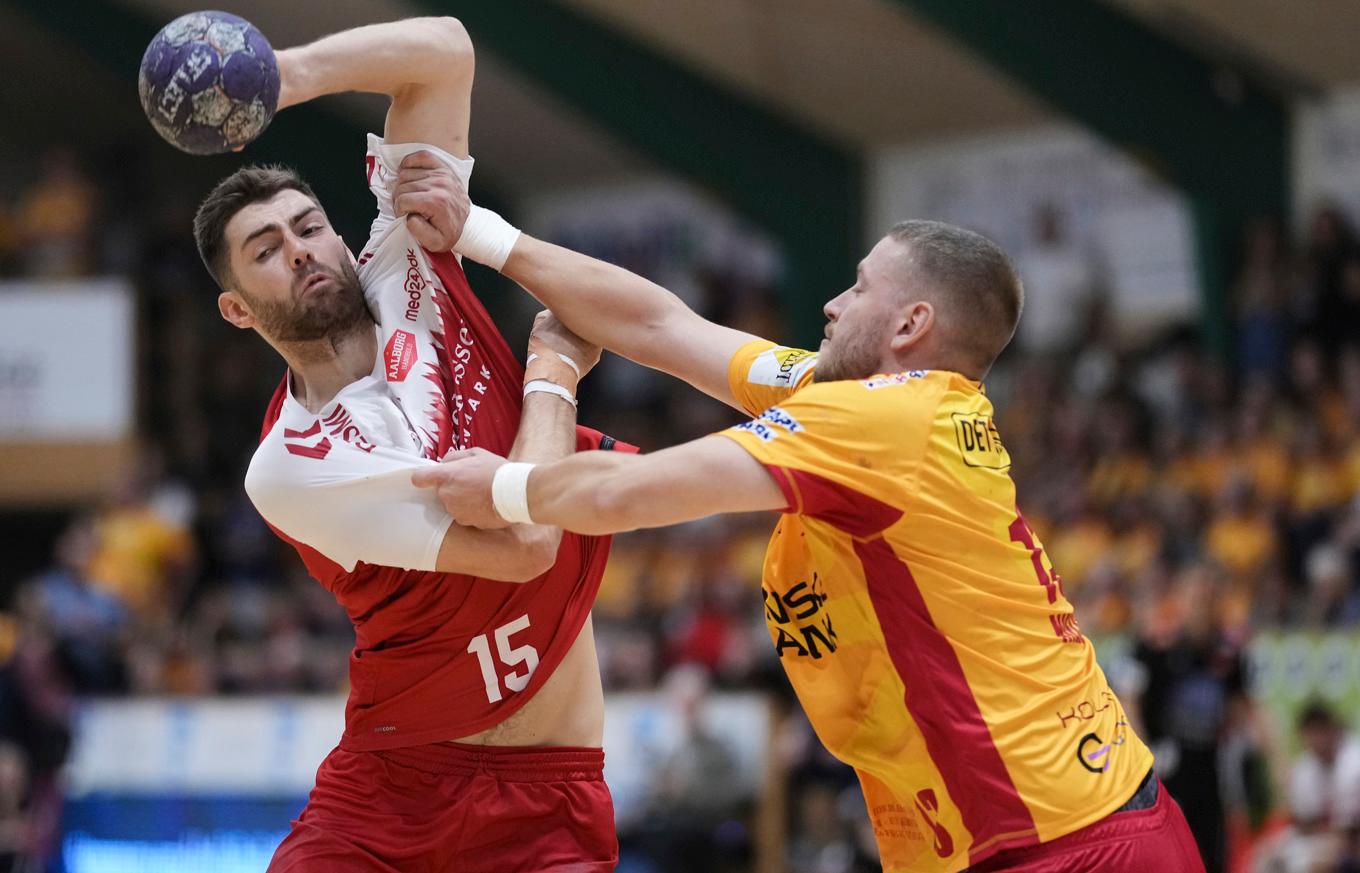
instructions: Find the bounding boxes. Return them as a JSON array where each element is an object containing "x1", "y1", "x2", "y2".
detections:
[
  {"x1": 412, "y1": 448, "x2": 510, "y2": 529},
  {"x1": 528, "y1": 310, "x2": 601, "y2": 380},
  {"x1": 393, "y1": 150, "x2": 470, "y2": 253}
]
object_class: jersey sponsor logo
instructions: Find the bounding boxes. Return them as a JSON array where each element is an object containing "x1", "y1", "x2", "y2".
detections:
[
  {"x1": 861, "y1": 370, "x2": 927, "y2": 389},
  {"x1": 321, "y1": 405, "x2": 377, "y2": 453},
  {"x1": 748, "y1": 347, "x2": 817, "y2": 387},
  {"x1": 283, "y1": 421, "x2": 333, "y2": 460},
  {"x1": 1077, "y1": 720, "x2": 1129, "y2": 774},
  {"x1": 952, "y1": 413, "x2": 1010, "y2": 469},
  {"x1": 403, "y1": 249, "x2": 427, "y2": 323},
  {"x1": 913, "y1": 789, "x2": 955, "y2": 858},
  {"x1": 733, "y1": 406, "x2": 804, "y2": 442},
  {"x1": 384, "y1": 329, "x2": 419, "y2": 382},
  {"x1": 733, "y1": 420, "x2": 779, "y2": 442},
  {"x1": 1056, "y1": 690, "x2": 1120, "y2": 730},
  {"x1": 1049, "y1": 612, "x2": 1083, "y2": 643},
  {"x1": 763, "y1": 573, "x2": 838, "y2": 659},
  {"x1": 761, "y1": 406, "x2": 802, "y2": 433}
]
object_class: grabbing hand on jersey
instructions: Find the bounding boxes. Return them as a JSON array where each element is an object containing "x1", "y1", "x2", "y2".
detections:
[
  {"x1": 413, "y1": 446, "x2": 508, "y2": 529},
  {"x1": 392, "y1": 150, "x2": 470, "y2": 252}
]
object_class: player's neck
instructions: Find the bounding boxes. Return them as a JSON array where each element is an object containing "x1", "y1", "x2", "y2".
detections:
[{"x1": 281, "y1": 323, "x2": 378, "y2": 414}]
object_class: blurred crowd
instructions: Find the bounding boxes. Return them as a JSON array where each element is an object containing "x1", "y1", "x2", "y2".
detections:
[{"x1": 3, "y1": 146, "x2": 1360, "y2": 873}]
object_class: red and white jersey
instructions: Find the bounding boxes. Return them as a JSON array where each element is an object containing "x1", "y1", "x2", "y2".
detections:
[{"x1": 246, "y1": 136, "x2": 624, "y2": 751}]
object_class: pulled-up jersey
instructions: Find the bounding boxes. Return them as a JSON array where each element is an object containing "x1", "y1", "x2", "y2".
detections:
[{"x1": 246, "y1": 137, "x2": 623, "y2": 751}]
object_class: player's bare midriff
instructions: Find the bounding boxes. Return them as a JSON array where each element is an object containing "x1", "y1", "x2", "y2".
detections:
[{"x1": 451, "y1": 615, "x2": 604, "y2": 747}]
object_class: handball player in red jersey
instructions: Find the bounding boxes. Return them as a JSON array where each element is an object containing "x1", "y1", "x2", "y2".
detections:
[{"x1": 190, "y1": 18, "x2": 624, "y2": 872}]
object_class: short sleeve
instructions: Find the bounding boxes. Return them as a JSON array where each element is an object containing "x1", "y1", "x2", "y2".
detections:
[
  {"x1": 716, "y1": 380, "x2": 935, "y2": 537},
  {"x1": 364, "y1": 133, "x2": 475, "y2": 246},
  {"x1": 245, "y1": 438, "x2": 452, "y2": 573},
  {"x1": 726, "y1": 340, "x2": 818, "y2": 417}
]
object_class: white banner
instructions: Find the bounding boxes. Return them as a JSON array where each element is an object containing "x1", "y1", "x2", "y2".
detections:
[
  {"x1": 1294, "y1": 86, "x2": 1360, "y2": 233},
  {"x1": 870, "y1": 127, "x2": 1200, "y2": 341},
  {"x1": 0, "y1": 279, "x2": 134, "y2": 440},
  {"x1": 65, "y1": 691, "x2": 772, "y2": 819}
]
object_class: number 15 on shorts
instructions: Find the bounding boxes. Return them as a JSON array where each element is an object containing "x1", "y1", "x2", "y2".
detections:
[{"x1": 467, "y1": 614, "x2": 540, "y2": 703}]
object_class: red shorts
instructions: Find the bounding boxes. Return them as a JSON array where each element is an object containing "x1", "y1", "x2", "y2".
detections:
[
  {"x1": 268, "y1": 742, "x2": 617, "y2": 873},
  {"x1": 970, "y1": 779, "x2": 1205, "y2": 873}
]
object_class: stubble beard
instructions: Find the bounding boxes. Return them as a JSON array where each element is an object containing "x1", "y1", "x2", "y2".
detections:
[
  {"x1": 813, "y1": 324, "x2": 885, "y2": 383},
  {"x1": 244, "y1": 259, "x2": 369, "y2": 344}
]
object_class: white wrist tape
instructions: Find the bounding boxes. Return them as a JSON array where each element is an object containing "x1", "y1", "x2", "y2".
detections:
[
  {"x1": 455, "y1": 205, "x2": 521, "y2": 271},
  {"x1": 523, "y1": 379, "x2": 577, "y2": 407},
  {"x1": 491, "y1": 462, "x2": 537, "y2": 524},
  {"x1": 526, "y1": 352, "x2": 581, "y2": 378}
]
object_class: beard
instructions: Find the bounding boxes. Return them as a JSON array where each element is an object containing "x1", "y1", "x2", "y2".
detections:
[
  {"x1": 243, "y1": 259, "x2": 369, "y2": 343},
  {"x1": 813, "y1": 322, "x2": 886, "y2": 382}
]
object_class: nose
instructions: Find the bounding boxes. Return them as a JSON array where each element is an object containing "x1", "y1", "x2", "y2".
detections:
[
  {"x1": 823, "y1": 288, "x2": 850, "y2": 323},
  {"x1": 285, "y1": 232, "x2": 315, "y2": 270}
]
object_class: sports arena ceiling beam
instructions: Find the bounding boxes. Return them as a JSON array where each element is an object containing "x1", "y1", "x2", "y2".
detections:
[
  {"x1": 409, "y1": 0, "x2": 863, "y2": 347},
  {"x1": 892, "y1": 0, "x2": 1291, "y2": 353}
]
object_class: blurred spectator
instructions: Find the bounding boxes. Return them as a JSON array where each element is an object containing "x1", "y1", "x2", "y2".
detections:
[
  {"x1": 0, "y1": 740, "x2": 28, "y2": 873},
  {"x1": 0, "y1": 620, "x2": 71, "y2": 873},
  {"x1": 1129, "y1": 563, "x2": 1249, "y2": 873},
  {"x1": 1233, "y1": 217, "x2": 1294, "y2": 379},
  {"x1": 17, "y1": 518, "x2": 129, "y2": 693},
  {"x1": 10, "y1": 146, "x2": 99, "y2": 277},
  {"x1": 1300, "y1": 206, "x2": 1360, "y2": 355},
  {"x1": 1203, "y1": 478, "x2": 1278, "y2": 585},
  {"x1": 84, "y1": 457, "x2": 195, "y2": 626},
  {"x1": 1253, "y1": 701, "x2": 1360, "y2": 873},
  {"x1": 1301, "y1": 545, "x2": 1360, "y2": 627},
  {"x1": 1013, "y1": 203, "x2": 1104, "y2": 357},
  {"x1": 637, "y1": 666, "x2": 748, "y2": 873}
]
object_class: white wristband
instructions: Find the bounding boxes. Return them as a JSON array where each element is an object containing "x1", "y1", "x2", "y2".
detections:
[
  {"x1": 526, "y1": 352, "x2": 580, "y2": 378},
  {"x1": 491, "y1": 462, "x2": 537, "y2": 524},
  {"x1": 455, "y1": 205, "x2": 521, "y2": 271},
  {"x1": 523, "y1": 379, "x2": 577, "y2": 407}
]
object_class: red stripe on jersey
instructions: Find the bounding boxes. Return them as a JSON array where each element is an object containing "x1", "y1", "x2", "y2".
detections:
[
  {"x1": 284, "y1": 420, "x2": 322, "y2": 440},
  {"x1": 769, "y1": 466, "x2": 901, "y2": 537},
  {"x1": 856, "y1": 537, "x2": 1038, "y2": 865},
  {"x1": 284, "y1": 437, "x2": 332, "y2": 459}
]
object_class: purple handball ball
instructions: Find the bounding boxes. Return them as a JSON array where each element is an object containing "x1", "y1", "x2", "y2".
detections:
[{"x1": 138, "y1": 11, "x2": 279, "y2": 155}]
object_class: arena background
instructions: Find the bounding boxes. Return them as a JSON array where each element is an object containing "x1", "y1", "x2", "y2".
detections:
[{"x1": 2, "y1": 1, "x2": 1360, "y2": 871}]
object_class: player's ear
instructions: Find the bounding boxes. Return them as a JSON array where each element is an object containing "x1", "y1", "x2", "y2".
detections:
[
  {"x1": 889, "y1": 300, "x2": 933, "y2": 354},
  {"x1": 218, "y1": 291, "x2": 257, "y2": 330}
]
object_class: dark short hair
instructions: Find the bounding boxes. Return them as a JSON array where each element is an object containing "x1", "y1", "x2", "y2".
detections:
[
  {"x1": 193, "y1": 165, "x2": 321, "y2": 289},
  {"x1": 1298, "y1": 699, "x2": 1340, "y2": 732},
  {"x1": 887, "y1": 220, "x2": 1024, "y2": 375}
]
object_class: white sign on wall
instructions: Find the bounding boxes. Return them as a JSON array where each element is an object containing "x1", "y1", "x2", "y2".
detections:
[
  {"x1": 1294, "y1": 86, "x2": 1360, "y2": 233},
  {"x1": 871, "y1": 127, "x2": 1200, "y2": 341},
  {"x1": 0, "y1": 279, "x2": 134, "y2": 440},
  {"x1": 65, "y1": 691, "x2": 771, "y2": 823}
]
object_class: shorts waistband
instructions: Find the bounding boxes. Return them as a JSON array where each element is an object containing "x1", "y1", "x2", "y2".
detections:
[
  {"x1": 375, "y1": 742, "x2": 605, "y2": 782},
  {"x1": 1113, "y1": 768, "x2": 1158, "y2": 814}
]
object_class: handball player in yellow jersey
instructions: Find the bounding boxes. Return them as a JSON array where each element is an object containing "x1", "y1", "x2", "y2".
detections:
[{"x1": 402, "y1": 160, "x2": 1205, "y2": 872}]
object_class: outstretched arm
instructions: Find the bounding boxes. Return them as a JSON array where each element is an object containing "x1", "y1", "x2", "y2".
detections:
[
  {"x1": 388, "y1": 153, "x2": 767, "y2": 410},
  {"x1": 414, "y1": 437, "x2": 787, "y2": 536},
  {"x1": 501, "y1": 236, "x2": 763, "y2": 411},
  {"x1": 433, "y1": 309, "x2": 598, "y2": 575},
  {"x1": 274, "y1": 17, "x2": 473, "y2": 157},
  {"x1": 252, "y1": 313, "x2": 594, "y2": 583}
]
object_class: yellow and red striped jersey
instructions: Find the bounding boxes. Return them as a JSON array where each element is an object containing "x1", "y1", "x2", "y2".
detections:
[{"x1": 718, "y1": 340, "x2": 1152, "y2": 872}]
